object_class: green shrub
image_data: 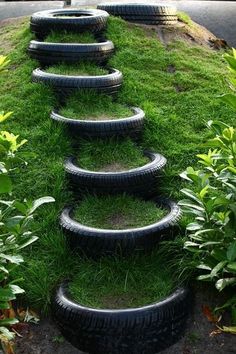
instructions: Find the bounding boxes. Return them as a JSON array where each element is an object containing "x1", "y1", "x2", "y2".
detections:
[
  {"x1": 220, "y1": 48, "x2": 236, "y2": 110},
  {"x1": 0, "y1": 56, "x2": 54, "y2": 349},
  {"x1": 179, "y1": 120, "x2": 236, "y2": 322}
]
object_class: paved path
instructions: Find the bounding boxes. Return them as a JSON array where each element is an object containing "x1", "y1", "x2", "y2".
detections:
[
  {"x1": 0, "y1": 1, "x2": 64, "y2": 21},
  {"x1": 72, "y1": 0, "x2": 236, "y2": 46},
  {"x1": 0, "y1": 0, "x2": 235, "y2": 45}
]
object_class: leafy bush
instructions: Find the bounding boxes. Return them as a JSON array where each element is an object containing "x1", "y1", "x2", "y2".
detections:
[
  {"x1": 179, "y1": 121, "x2": 236, "y2": 323},
  {"x1": 0, "y1": 55, "x2": 54, "y2": 350},
  {"x1": 221, "y1": 48, "x2": 236, "y2": 110},
  {"x1": 179, "y1": 48, "x2": 236, "y2": 328}
]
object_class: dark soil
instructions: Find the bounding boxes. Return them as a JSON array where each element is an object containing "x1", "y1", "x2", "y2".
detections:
[{"x1": 15, "y1": 284, "x2": 236, "y2": 354}]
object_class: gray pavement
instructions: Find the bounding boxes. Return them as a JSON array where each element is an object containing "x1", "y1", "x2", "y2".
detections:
[
  {"x1": 0, "y1": 1, "x2": 64, "y2": 21},
  {"x1": 72, "y1": 0, "x2": 236, "y2": 46},
  {"x1": 0, "y1": 0, "x2": 235, "y2": 46}
]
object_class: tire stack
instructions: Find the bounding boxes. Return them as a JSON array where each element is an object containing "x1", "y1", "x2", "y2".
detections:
[
  {"x1": 97, "y1": 3, "x2": 178, "y2": 26},
  {"x1": 29, "y1": 6, "x2": 190, "y2": 354}
]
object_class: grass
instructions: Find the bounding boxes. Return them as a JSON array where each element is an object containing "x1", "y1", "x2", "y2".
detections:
[
  {"x1": 0, "y1": 16, "x2": 234, "y2": 314},
  {"x1": 177, "y1": 12, "x2": 193, "y2": 27},
  {"x1": 78, "y1": 139, "x2": 149, "y2": 171},
  {"x1": 74, "y1": 195, "x2": 166, "y2": 229},
  {"x1": 69, "y1": 253, "x2": 175, "y2": 309},
  {"x1": 45, "y1": 31, "x2": 95, "y2": 43},
  {"x1": 59, "y1": 91, "x2": 132, "y2": 120},
  {"x1": 45, "y1": 62, "x2": 108, "y2": 76}
]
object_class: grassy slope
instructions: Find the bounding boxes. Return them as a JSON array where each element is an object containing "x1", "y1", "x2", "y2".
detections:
[{"x1": 0, "y1": 17, "x2": 234, "y2": 313}]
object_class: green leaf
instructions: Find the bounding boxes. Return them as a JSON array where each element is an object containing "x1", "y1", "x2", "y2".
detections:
[
  {"x1": 181, "y1": 188, "x2": 203, "y2": 204},
  {"x1": 210, "y1": 261, "x2": 227, "y2": 278},
  {"x1": 0, "y1": 318, "x2": 18, "y2": 326},
  {"x1": 9, "y1": 284, "x2": 24, "y2": 295},
  {"x1": 0, "y1": 175, "x2": 12, "y2": 194},
  {"x1": 186, "y1": 222, "x2": 202, "y2": 231},
  {"x1": 220, "y1": 94, "x2": 236, "y2": 111},
  {"x1": 0, "y1": 326, "x2": 15, "y2": 340},
  {"x1": 0, "y1": 302, "x2": 10, "y2": 310},
  {"x1": 227, "y1": 262, "x2": 236, "y2": 272},
  {"x1": 28, "y1": 196, "x2": 55, "y2": 214},
  {"x1": 197, "y1": 274, "x2": 212, "y2": 280},
  {"x1": 0, "y1": 253, "x2": 24, "y2": 264},
  {"x1": 227, "y1": 241, "x2": 236, "y2": 261},
  {"x1": 0, "y1": 288, "x2": 15, "y2": 301},
  {"x1": 18, "y1": 235, "x2": 38, "y2": 249},
  {"x1": 216, "y1": 277, "x2": 236, "y2": 291}
]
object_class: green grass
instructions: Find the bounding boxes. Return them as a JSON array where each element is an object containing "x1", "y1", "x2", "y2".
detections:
[
  {"x1": 45, "y1": 62, "x2": 108, "y2": 76},
  {"x1": 69, "y1": 253, "x2": 175, "y2": 309},
  {"x1": 177, "y1": 12, "x2": 193, "y2": 27},
  {"x1": 0, "y1": 16, "x2": 234, "y2": 314},
  {"x1": 78, "y1": 139, "x2": 149, "y2": 171},
  {"x1": 45, "y1": 30, "x2": 95, "y2": 43},
  {"x1": 60, "y1": 91, "x2": 132, "y2": 120},
  {"x1": 74, "y1": 195, "x2": 166, "y2": 229}
]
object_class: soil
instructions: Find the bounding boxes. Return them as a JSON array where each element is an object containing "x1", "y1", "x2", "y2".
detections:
[
  {"x1": 132, "y1": 19, "x2": 229, "y2": 50},
  {"x1": 15, "y1": 284, "x2": 236, "y2": 354},
  {"x1": 99, "y1": 162, "x2": 135, "y2": 172}
]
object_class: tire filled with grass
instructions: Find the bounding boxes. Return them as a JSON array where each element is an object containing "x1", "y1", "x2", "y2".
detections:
[
  {"x1": 65, "y1": 139, "x2": 166, "y2": 196},
  {"x1": 28, "y1": 31, "x2": 115, "y2": 66},
  {"x1": 60, "y1": 194, "x2": 181, "y2": 257},
  {"x1": 51, "y1": 91, "x2": 144, "y2": 138},
  {"x1": 32, "y1": 63, "x2": 123, "y2": 100},
  {"x1": 52, "y1": 254, "x2": 190, "y2": 354},
  {"x1": 30, "y1": 9, "x2": 109, "y2": 39}
]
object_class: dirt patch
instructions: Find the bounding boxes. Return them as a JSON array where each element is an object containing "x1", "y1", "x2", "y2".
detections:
[
  {"x1": 0, "y1": 16, "x2": 28, "y2": 54},
  {"x1": 131, "y1": 19, "x2": 228, "y2": 50},
  {"x1": 99, "y1": 162, "x2": 130, "y2": 172},
  {"x1": 167, "y1": 64, "x2": 176, "y2": 74},
  {"x1": 107, "y1": 212, "x2": 130, "y2": 229},
  {"x1": 100, "y1": 293, "x2": 136, "y2": 309},
  {"x1": 81, "y1": 114, "x2": 121, "y2": 121},
  {"x1": 15, "y1": 284, "x2": 236, "y2": 354}
]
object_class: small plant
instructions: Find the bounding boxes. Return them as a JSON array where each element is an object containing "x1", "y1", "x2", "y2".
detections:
[
  {"x1": 0, "y1": 56, "x2": 54, "y2": 352},
  {"x1": 221, "y1": 48, "x2": 236, "y2": 110},
  {"x1": 179, "y1": 120, "x2": 236, "y2": 327}
]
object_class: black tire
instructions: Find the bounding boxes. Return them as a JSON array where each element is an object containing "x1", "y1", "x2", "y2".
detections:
[
  {"x1": 52, "y1": 281, "x2": 190, "y2": 354},
  {"x1": 28, "y1": 39, "x2": 115, "y2": 66},
  {"x1": 65, "y1": 151, "x2": 166, "y2": 197},
  {"x1": 51, "y1": 107, "x2": 144, "y2": 138},
  {"x1": 32, "y1": 68, "x2": 123, "y2": 97},
  {"x1": 30, "y1": 9, "x2": 109, "y2": 39},
  {"x1": 127, "y1": 19, "x2": 177, "y2": 26},
  {"x1": 120, "y1": 15, "x2": 178, "y2": 21},
  {"x1": 60, "y1": 198, "x2": 181, "y2": 257},
  {"x1": 97, "y1": 3, "x2": 177, "y2": 16}
]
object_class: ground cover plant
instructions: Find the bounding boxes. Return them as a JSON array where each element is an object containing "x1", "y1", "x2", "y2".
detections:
[
  {"x1": 59, "y1": 91, "x2": 132, "y2": 120},
  {"x1": 74, "y1": 194, "x2": 166, "y2": 229},
  {"x1": 45, "y1": 30, "x2": 95, "y2": 43},
  {"x1": 0, "y1": 15, "x2": 235, "y2": 316},
  {"x1": 0, "y1": 55, "x2": 54, "y2": 351},
  {"x1": 77, "y1": 138, "x2": 149, "y2": 171},
  {"x1": 178, "y1": 48, "x2": 236, "y2": 329},
  {"x1": 45, "y1": 62, "x2": 108, "y2": 76},
  {"x1": 69, "y1": 252, "x2": 175, "y2": 309}
]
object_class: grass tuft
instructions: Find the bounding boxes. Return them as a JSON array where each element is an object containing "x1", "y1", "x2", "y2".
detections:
[
  {"x1": 45, "y1": 62, "x2": 108, "y2": 76},
  {"x1": 74, "y1": 194, "x2": 167, "y2": 229},
  {"x1": 60, "y1": 91, "x2": 132, "y2": 120},
  {"x1": 45, "y1": 30, "x2": 95, "y2": 43},
  {"x1": 78, "y1": 138, "x2": 149, "y2": 171},
  {"x1": 69, "y1": 252, "x2": 176, "y2": 309}
]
